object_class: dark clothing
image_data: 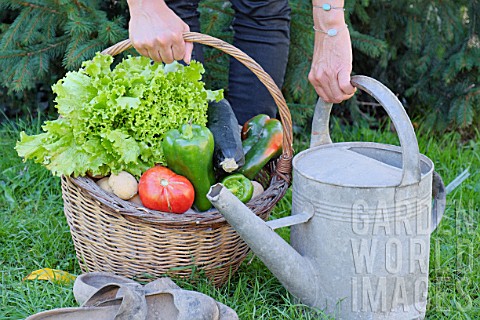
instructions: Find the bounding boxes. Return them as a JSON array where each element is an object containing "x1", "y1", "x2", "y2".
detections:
[{"x1": 166, "y1": 0, "x2": 291, "y2": 124}]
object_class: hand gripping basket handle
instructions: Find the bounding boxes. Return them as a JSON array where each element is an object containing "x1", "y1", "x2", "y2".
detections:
[
  {"x1": 101, "y1": 33, "x2": 294, "y2": 178},
  {"x1": 310, "y1": 75, "x2": 421, "y2": 186}
]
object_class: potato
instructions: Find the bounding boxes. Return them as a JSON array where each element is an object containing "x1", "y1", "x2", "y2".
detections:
[
  {"x1": 251, "y1": 180, "x2": 264, "y2": 199},
  {"x1": 96, "y1": 177, "x2": 113, "y2": 193},
  {"x1": 128, "y1": 194, "x2": 143, "y2": 205},
  {"x1": 108, "y1": 171, "x2": 138, "y2": 200}
]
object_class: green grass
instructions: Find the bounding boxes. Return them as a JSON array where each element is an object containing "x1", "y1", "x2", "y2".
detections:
[{"x1": 0, "y1": 116, "x2": 478, "y2": 319}]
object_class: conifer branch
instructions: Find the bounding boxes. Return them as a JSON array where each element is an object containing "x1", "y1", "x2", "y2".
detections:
[
  {"x1": 466, "y1": 88, "x2": 480, "y2": 100},
  {"x1": 0, "y1": 0, "x2": 477, "y2": 131},
  {"x1": 10, "y1": 1, "x2": 60, "y2": 14},
  {"x1": 33, "y1": 38, "x2": 70, "y2": 56},
  {"x1": 199, "y1": 3, "x2": 233, "y2": 17},
  {"x1": 65, "y1": 39, "x2": 104, "y2": 66},
  {"x1": 12, "y1": 57, "x2": 30, "y2": 90},
  {"x1": 0, "y1": 37, "x2": 69, "y2": 59},
  {"x1": 1, "y1": 7, "x2": 33, "y2": 48},
  {"x1": 23, "y1": 11, "x2": 46, "y2": 45}
]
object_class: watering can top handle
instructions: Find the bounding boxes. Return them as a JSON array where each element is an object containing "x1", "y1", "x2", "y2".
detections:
[{"x1": 310, "y1": 75, "x2": 421, "y2": 186}]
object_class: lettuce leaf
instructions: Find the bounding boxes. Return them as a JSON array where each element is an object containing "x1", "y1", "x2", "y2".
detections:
[{"x1": 16, "y1": 53, "x2": 223, "y2": 177}]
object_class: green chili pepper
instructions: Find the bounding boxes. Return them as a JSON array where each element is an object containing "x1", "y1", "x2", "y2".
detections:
[
  {"x1": 221, "y1": 173, "x2": 254, "y2": 203},
  {"x1": 163, "y1": 123, "x2": 216, "y2": 211},
  {"x1": 239, "y1": 115, "x2": 283, "y2": 180}
]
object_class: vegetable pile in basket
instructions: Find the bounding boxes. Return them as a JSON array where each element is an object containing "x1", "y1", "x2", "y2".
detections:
[
  {"x1": 16, "y1": 54, "x2": 283, "y2": 214},
  {"x1": 16, "y1": 53, "x2": 222, "y2": 177}
]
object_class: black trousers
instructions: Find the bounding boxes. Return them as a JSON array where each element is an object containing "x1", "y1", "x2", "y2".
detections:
[{"x1": 166, "y1": 0, "x2": 291, "y2": 124}]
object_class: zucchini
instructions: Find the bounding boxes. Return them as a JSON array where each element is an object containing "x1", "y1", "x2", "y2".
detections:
[{"x1": 207, "y1": 99, "x2": 245, "y2": 173}]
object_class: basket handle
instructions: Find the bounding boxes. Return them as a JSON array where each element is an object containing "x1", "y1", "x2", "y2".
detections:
[{"x1": 101, "y1": 33, "x2": 294, "y2": 177}]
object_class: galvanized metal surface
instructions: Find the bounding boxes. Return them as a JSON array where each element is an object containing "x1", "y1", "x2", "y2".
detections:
[
  {"x1": 266, "y1": 210, "x2": 314, "y2": 230},
  {"x1": 207, "y1": 184, "x2": 318, "y2": 306},
  {"x1": 208, "y1": 75, "x2": 446, "y2": 320}
]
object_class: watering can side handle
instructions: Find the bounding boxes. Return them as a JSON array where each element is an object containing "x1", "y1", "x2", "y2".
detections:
[
  {"x1": 431, "y1": 171, "x2": 446, "y2": 232},
  {"x1": 350, "y1": 75, "x2": 421, "y2": 186},
  {"x1": 310, "y1": 98, "x2": 333, "y2": 148}
]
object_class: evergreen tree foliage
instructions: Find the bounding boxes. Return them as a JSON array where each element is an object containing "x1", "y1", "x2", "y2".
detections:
[
  {"x1": 0, "y1": 0, "x2": 128, "y2": 116},
  {"x1": 0, "y1": 0, "x2": 478, "y2": 132},
  {"x1": 198, "y1": 1, "x2": 234, "y2": 92},
  {"x1": 0, "y1": 0, "x2": 128, "y2": 92},
  {"x1": 352, "y1": 0, "x2": 480, "y2": 131}
]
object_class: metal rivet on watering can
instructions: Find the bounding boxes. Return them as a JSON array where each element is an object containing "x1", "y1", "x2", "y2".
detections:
[{"x1": 208, "y1": 75, "x2": 446, "y2": 320}]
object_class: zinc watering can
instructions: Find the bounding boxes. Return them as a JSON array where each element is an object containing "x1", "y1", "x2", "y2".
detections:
[{"x1": 207, "y1": 76, "x2": 446, "y2": 319}]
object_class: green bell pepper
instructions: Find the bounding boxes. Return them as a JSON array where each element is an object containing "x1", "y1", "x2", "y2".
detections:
[
  {"x1": 239, "y1": 115, "x2": 283, "y2": 180},
  {"x1": 163, "y1": 124, "x2": 216, "y2": 211},
  {"x1": 221, "y1": 173, "x2": 254, "y2": 203}
]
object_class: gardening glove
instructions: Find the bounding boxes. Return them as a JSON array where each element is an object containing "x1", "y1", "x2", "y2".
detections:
[{"x1": 127, "y1": 0, "x2": 193, "y2": 64}]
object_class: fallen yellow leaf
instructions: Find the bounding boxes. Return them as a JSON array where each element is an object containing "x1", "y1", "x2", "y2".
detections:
[{"x1": 24, "y1": 268, "x2": 76, "y2": 285}]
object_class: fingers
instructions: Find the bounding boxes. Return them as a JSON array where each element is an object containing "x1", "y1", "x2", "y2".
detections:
[
  {"x1": 183, "y1": 42, "x2": 194, "y2": 64},
  {"x1": 131, "y1": 32, "x2": 190, "y2": 64},
  {"x1": 309, "y1": 68, "x2": 356, "y2": 103},
  {"x1": 172, "y1": 42, "x2": 185, "y2": 62},
  {"x1": 338, "y1": 69, "x2": 356, "y2": 98},
  {"x1": 135, "y1": 47, "x2": 150, "y2": 60},
  {"x1": 129, "y1": 5, "x2": 192, "y2": 64},
  {"x1": 157, "y1": 43, "x2": 175, "y2": 64},
  {"x1": 133, "y1": 38, "x2": 175, "y2": 64},
  {"x1": 146, "y1": 48, "x2": 162, "y2": 63}
]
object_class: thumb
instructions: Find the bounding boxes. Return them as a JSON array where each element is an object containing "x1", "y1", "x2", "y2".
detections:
[{"x1": 338, "y1": 69, "x2": 356, "y2": 96}]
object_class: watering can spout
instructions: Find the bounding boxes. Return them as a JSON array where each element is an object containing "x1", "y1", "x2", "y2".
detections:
[{"x1": 207, "y1": 184, "x2": 318, "y2": 305}]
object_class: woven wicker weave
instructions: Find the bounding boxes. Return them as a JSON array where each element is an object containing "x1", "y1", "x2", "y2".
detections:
[{"x1": 61, "y1": 32, "x2": 293, "y2": 286}]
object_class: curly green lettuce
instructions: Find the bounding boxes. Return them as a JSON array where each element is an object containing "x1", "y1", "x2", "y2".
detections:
[{"x1": 16, "y1": 53, "x2": 223, "y2": 177}]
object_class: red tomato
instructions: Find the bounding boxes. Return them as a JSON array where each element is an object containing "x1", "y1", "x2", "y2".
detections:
[{"x1": 138, "y1": 165, "x2": 194, "y2": 214}]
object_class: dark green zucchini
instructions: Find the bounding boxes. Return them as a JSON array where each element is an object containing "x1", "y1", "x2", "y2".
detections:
[{"x1": 207, "y1": 99, "x2": 245, "y2": 173}]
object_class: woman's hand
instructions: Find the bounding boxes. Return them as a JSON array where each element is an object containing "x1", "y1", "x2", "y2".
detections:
[
  {"x1": 308, "y1": 2, "x2": 356, "y2": 103},
  {"x1": 127, "y1": 0, "x2": 193, "y2": 64}
]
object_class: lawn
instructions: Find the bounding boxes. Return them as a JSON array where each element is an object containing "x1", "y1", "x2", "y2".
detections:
[{"x1": 0, "y1": 115, "x2": 478, "y2": 319}]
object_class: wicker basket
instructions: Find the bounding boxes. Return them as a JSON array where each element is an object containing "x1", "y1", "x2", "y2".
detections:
[{"x1": 61, "y1": 32, "x2": 294, "y2": 286}]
